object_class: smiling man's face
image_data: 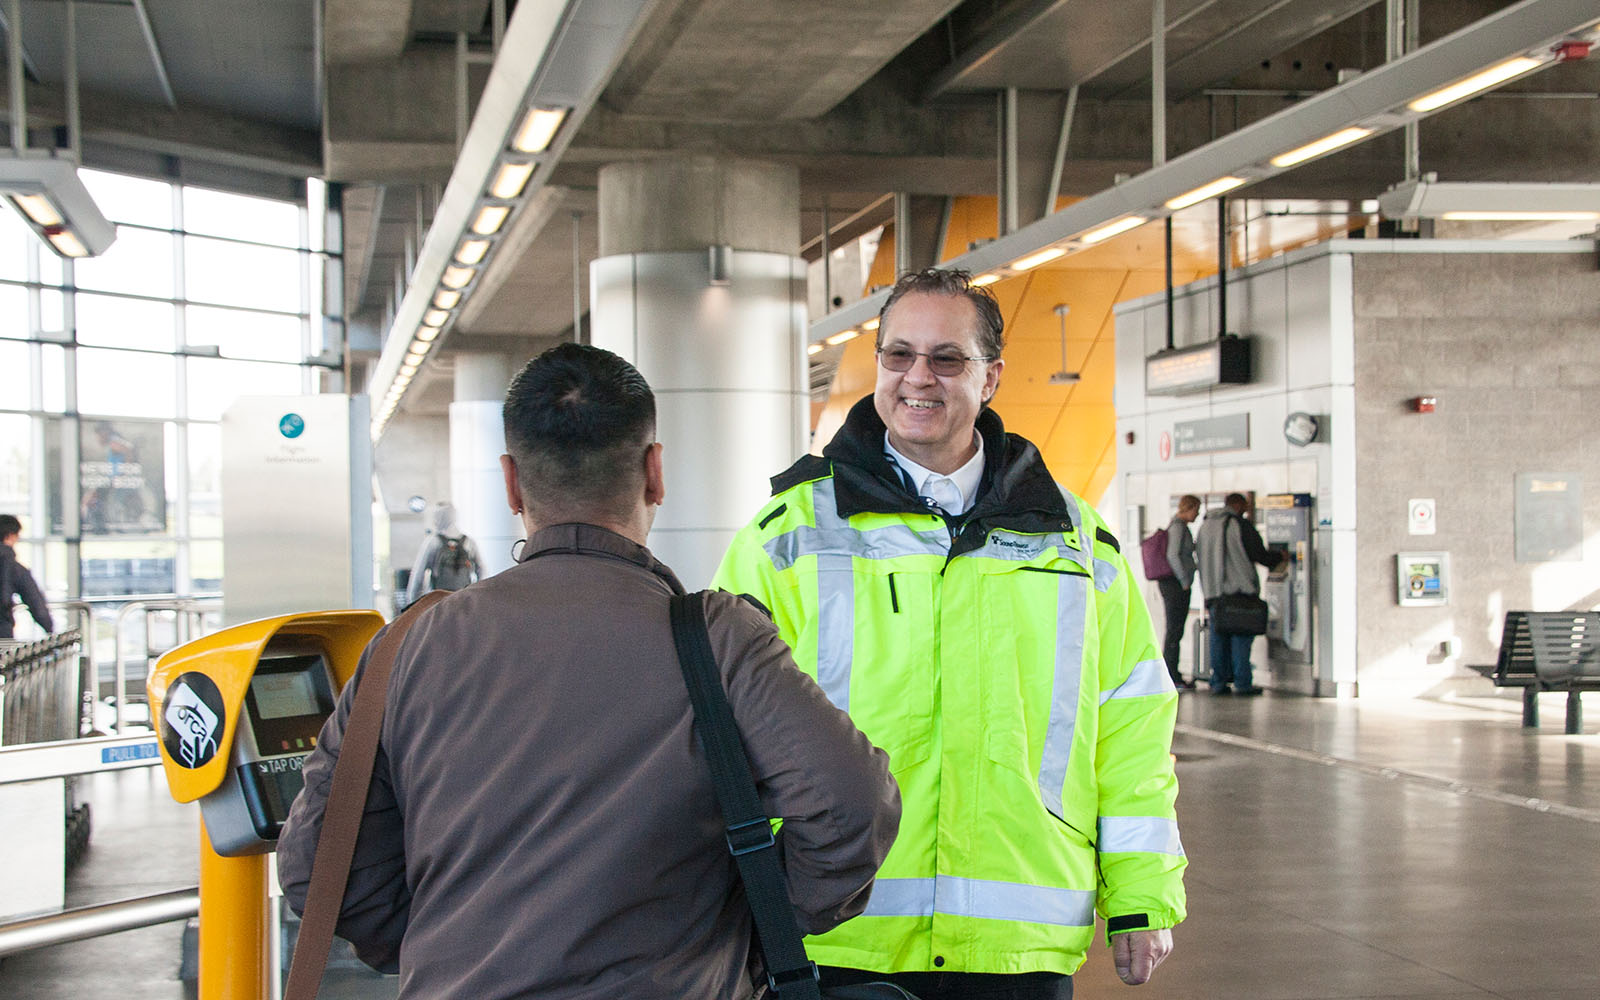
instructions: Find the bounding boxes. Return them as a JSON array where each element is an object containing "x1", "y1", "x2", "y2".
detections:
[{"x1": 873, "y1": 291, "x2": 1003, "y2": 475}]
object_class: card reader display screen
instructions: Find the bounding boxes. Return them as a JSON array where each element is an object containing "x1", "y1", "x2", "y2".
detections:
[{"x1": 244, "y1": 654, "x2": 336, "y2": 758}]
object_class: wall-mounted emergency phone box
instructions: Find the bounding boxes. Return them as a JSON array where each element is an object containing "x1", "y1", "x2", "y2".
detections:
[{"x1": 148, "y1": 610, "x2": 385, "y2": 856}]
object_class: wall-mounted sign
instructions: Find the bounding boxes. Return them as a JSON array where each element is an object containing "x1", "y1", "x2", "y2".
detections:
[
  {"x1": 1145, "y1": 336, "x2": 1251, "y2": 396},
  {"x1": 1174, "y1": 413, "x2": 1250, "y2": 456},
  {"x1": 1396, "y1": 552, "x2": 1450, "y2": 607},
  {"x1": 1514, "y1": 473, "x2": 1582, "y2": 562},
  {"x1": 1408, "y1": 498, "x2": 1436, "y2": 536}
]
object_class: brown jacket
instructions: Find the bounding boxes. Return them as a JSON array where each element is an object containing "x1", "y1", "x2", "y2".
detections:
[{"x1": 278, "y1": 523, "x2": 900, "y2": 999}]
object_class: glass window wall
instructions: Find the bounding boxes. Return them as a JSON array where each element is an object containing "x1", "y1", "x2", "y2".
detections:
[{"x1": 1, "y1": 168, "x2": 335, "y2": 609}]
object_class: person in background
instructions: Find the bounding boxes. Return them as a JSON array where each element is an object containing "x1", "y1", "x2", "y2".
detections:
[
  {"x1": 1195, "y1": 493, "x2": 1285, "y2": 696},
  {"x1": 403, "y1": 501, "x2": 482, "y2": 607},
  {"x1": 0, "y1": 514, "x2": 53, "y2": 640},
  {"x1": 1157, "y1": 495, "x2": 1202, "y2": 690}
]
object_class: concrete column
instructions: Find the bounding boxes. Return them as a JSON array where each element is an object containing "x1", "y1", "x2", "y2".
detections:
[
  {"x1": 592, "y1": 157, "x2": 807, "y2": 588},
  {"x1": 449, "y1": 352, "x2": 519, "y2": 579}
]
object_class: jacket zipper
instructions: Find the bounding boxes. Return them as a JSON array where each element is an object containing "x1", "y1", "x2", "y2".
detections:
[{"x1": 888, "y1": 573, "x2": 900, "y2": 613}]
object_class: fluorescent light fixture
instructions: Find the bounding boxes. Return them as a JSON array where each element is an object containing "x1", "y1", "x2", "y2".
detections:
[
  {"x1": 512, "y1": 107, "x2": 568, "y2": 154},
  {"x1": 404, "y1": 352, "x2": 424, "y2": 366},
  {"x1": 12, "y1": 193, "x2": 61, "y2": 227},
  {"x1": 393, "y1": 374, "x2": 411, "y2": 387},
  {"x1": 1165, "y1": 176, "x2": 1249, "y2": 210},
  {"x1": 0, "y1": 155, "x2": 117, "y2": 258},
  {"x1": 1377, "y1": 180, "x2": 1600, "y2": 221},
  {"x1": 410, "y1": 340, "x2": 431, "y2": 356},
  {"x1": 490, "y1": 162, "x2": 534, "y2": 199},
  {"x1": 807, "y1": 343, "x2": 825, "y2": 356},
  {"x1": 825, "y1": 329, "x2": 859, "y2": 347},
  {"x1": 1012, "y1": 246, "x2": 1065, "y2": 270},
  {"x1": 1080, "y1": 216, "x2": 1146, "y2": 244},
  {"x1": 456, "y1": 239, "x2": 490, "y2": 265},
  {"x1": 970, "y1": 273, "x2": 1001, "y2": 287},
  {"x1": 433, "y1": 289, "x2": 462, "y2": 309},
  {"x1": 863, "y1": 317, "x2": 880, "y2": 331},
  {"x1": 471, "y1": 205, "x2": 510, "y2": 236},
  {"x1": 1409, "y1": 56, "x2": 1543, "y2": 112},
  {"x1": 415, "y1": 326, "x2": 441, "y2": 342},
  {"x1": 400, "y1": 364, "x2": 417, "y2": 377},
  {"x1": 422, "y1": 309, "x2": 450, "y2": 327},
  {"x1": 46, "y1": 230, "x2": 90, "y2": 258},
  {"x1": 441, "y1": 265, "x2": 476, "y2": 289},
  {"x1": 1270, "y1": 127, "x2": 1373, "y2": 168}
]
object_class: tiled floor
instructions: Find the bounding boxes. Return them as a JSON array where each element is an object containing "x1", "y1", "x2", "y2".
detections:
[{"x1": 4, "y1": 688, "x2": 1596, "y2": 999}]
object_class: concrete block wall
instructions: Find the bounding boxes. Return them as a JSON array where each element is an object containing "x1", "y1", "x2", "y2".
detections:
[{"x1": 1350, "y1": 245, "x2": 1600, "y2": 697}]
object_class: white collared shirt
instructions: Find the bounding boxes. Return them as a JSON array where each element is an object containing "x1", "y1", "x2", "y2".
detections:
[{"x1": 884, "y1": 432, "x2": 985, "y2": 515}]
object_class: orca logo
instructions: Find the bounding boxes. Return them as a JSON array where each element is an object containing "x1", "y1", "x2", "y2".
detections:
[{"x1": 162, "y1": 672, "x2": 225, "y2": 769}]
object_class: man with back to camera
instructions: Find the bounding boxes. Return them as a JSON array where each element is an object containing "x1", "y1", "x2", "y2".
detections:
[
  {"x1": 278, "y1": 344, "x2": 902, "y2": 999},
  {"x1": 714, "y1": 268, "x2": 1186, "y2": 999},
  {"x1": 1157, "y1": 496, "x2": 1202, "y2": 690},
  {"x1": 1, "y1": 514, "x2": 53, "y2": 640},
  {"x1": 1195, "y1": 492, "x2": 1286, "y2": 696}
]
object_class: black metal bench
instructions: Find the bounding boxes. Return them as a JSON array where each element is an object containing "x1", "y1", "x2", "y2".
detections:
[{"x1": 1471, "y1": 611, "x2": 1600, "y2": 734}]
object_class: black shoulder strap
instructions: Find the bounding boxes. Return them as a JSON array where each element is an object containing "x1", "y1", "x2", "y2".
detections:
[{"x1": 668, "y1": 591, "x2": 821, "y2": 1000}]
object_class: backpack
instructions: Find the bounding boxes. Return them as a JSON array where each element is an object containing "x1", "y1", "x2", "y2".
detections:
[
  {"x1": 1140, "y1": 526, "x2": 1175, "y2": 580},
  {"x1": 428, "y1": 535, "x2": 476, "y2": 591}
]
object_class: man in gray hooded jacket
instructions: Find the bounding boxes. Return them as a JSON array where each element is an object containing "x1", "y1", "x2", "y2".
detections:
[{"x1": 1195, "y1": 494, "x2": 1284, "y2": 695}]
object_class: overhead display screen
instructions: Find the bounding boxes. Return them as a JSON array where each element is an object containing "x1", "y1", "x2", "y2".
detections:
[{"x1": 1145, "y1": 336, "x2": 1251, "y2": 395}]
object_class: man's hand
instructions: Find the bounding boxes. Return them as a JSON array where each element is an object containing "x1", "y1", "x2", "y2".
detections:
[{"x1": 1112, "y1": 928, "x2": 1173, "y2": 986}]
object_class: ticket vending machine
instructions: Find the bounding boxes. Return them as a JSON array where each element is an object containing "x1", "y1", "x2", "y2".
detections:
[
  {"x1": 149, "y1": 610, "x2": 384, "y2": 1000},
  {"x1": 1261, "y1": 493, "x2": 1315, "y2": 688}
]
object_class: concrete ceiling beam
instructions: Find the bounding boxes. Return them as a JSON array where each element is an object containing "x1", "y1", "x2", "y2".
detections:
[
  {"x1": 411, "y1": 0, "x2": 493, "y2": 36},
  {"x1": 323, "y1": 44, "x2": 486, "y2": 181},
  {"x1": 601, "y1": 0, "x2": 966, "y2": 120},
  {"x1": 0, "y1": 80, "x2": 320, "y2": 175},
  {"x1": 324, "y1": 0, "x2": 414, "y2": 64}
]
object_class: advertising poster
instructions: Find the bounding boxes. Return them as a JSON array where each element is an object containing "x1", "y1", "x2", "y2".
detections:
[{"x1": 79, "y1": 419, "x2": 167, "y2": 534}]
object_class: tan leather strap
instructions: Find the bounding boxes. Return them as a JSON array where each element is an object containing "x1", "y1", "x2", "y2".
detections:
[{"x1": 283, "y1": 590, "x2": 450, "y2": 1000}]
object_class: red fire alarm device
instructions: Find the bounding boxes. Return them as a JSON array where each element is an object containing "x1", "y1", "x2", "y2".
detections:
[{"x1": 1410, "y1": 396, "x2": 1437, "y2": 413}]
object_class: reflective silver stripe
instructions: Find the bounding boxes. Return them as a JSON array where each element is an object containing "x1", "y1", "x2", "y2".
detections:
[
  {"x1": 1093, "y1": 557, "x2": 1119, "y2": 592},
  {"x1": 863, "y1": 876, "x2": 1096, "y2": 928},
  {"x1": 1100, "y1": 658, "x2": 1175, "y2": 704},
  {"x1": 762, "y1": 477, "x2": 946, "y2": 570},
  {"x1": 764, "y1": 522, "x2": 947, "y2": 570},
  {"x1": 815, "y1": 553, "x2": 854, "y2": 711},
  {"x1": 862, "y1": 877, "x2": 936, "y2": 918},
  {"x1": 1037, "y1": 570, "x2": 1089, "y2": 818},
  {"x1": 1098, "y1": 816, "x2": 1185, "y2": 857}
]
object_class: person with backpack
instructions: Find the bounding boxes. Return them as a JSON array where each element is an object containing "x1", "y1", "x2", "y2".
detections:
[
  {"x1": 1147, "y1": 496, "x2": 1200, "y2": 690},
  {"x1": 404, "y1": 502, "x2": 482, "y2": 607}
]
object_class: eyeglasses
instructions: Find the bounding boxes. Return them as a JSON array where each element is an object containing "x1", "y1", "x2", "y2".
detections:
[{"x1": 877, "y1": 347, "x2": 994, "y2": 377}]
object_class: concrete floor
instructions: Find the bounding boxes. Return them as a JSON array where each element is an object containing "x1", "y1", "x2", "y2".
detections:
[{"x1": 3, "y1": 688, "x2": 1596, "y2": 999}]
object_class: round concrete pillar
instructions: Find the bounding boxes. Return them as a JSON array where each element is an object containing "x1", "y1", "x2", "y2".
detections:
[
  {"x1": 592, "y1": 158, "x2": 807, "y2": 588},
  {"x1": 449, "y1": 352, "x2": 519, "y2": 579}
]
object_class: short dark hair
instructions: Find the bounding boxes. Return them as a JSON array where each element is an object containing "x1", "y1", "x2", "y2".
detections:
[
  {"x1": 1225, "y1": 493, "x2": 1249, "y2": 510},
  {"x1": 0, "y1": 514, "x2": 19, "y2": 538},
  {"x1": 876, "y1": 268, "x2": 1005, "y2": 360},
  {"x1": 502, "y1": 344, "x2": 656, "y2": 521}
]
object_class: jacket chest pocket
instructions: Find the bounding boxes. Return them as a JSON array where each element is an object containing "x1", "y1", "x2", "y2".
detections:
[
  {"x1": 978, "y1": 562, "x2": 1094, "y2": 786},
  {"x1": 812, "y1": 560, "x2": 937, "y2": 770}
]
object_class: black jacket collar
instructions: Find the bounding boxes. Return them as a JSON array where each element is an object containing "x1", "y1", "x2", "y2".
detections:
[{"x1": 780, "y1": 396, "x2": 1074, "y2": 538}]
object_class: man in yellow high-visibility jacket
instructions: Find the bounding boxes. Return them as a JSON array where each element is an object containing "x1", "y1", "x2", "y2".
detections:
[{"x1": 714, "y1": 268, "x2": 1186, "y2": 999}]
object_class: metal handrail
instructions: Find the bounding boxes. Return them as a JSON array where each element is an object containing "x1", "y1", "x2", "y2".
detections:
[
  {"x1": 111, "y1": 597, "x2": 221, "y2": 734},
  {"x1": 0, "y1": 887, "x2": 198, "y2": 958}
]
